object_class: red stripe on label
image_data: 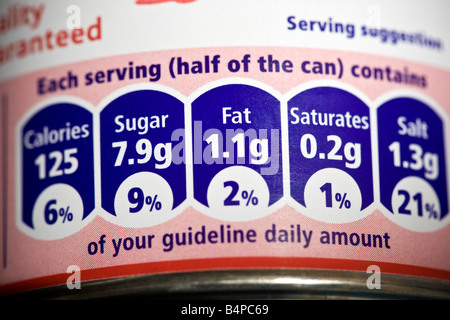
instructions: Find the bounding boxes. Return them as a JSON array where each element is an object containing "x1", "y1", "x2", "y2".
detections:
[{"x1": 1, "y1": 257, "x2": 449, "y2": 296}]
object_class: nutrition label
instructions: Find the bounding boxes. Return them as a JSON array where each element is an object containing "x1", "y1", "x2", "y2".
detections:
[
  {"x1": 1, "y1": 0, "x2": 449, "y2": 296},
  {"x1": 377, "y1": 97, "x2": 448, "y2": 232},
  {"x1": 16, "y1": 81, "x2": 449, "y2": 239},
  {"x1": 19, "y1": 102, "x2": 95, "y2": 240},
  {"x1": 287, "y1": 87, "x2": 373, "y2": 223},
  {"x1": 99, "y1": 90, "x2": 186, "y2": 228},
  {"x1": 191, "y1": 84, "x2": 283, "y2": 221}
]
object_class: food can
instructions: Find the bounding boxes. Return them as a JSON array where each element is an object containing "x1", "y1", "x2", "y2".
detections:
[{"x1": 0, "y1": 0, "x2": 449, "y2": 300}]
